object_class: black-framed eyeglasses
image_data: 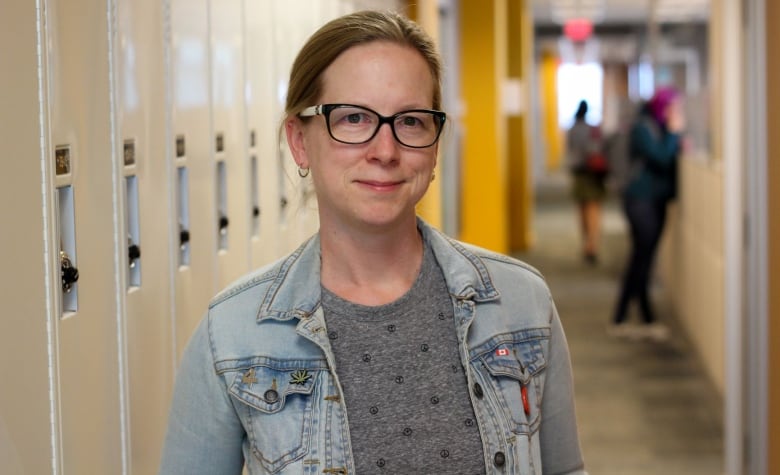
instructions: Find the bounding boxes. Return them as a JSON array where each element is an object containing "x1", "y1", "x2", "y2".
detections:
[{"x1": 298, "y1": 104, "x2": 446, "y2": 149}]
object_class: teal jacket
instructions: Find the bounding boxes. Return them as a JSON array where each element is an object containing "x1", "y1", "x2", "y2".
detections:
[{"x1": 624, "y1": 113, "x2": 680, "y2": 202}]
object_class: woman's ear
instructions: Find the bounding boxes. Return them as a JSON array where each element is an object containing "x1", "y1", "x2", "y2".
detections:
[{"x1": 285, "y1": 117, "x2": 309, "y2": 169}]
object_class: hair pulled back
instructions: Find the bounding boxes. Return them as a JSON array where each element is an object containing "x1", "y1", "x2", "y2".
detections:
[{"x1": 285, "y1": 10, "x2": 443, "y2": 118}]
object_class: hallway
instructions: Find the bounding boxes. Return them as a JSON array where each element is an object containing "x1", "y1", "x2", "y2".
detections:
[{"x1": 514, "y1": 173, "x2": 723, "y2": 474}]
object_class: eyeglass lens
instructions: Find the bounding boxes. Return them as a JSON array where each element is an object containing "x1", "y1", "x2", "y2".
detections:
[{"x1": 327, "y1": 106, "x2": 443, "y2": 147}]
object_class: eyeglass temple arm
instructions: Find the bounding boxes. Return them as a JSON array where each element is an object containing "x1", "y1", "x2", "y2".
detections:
[{"x1": 299, "y1": 105, "x2": 322, "y2": 117}]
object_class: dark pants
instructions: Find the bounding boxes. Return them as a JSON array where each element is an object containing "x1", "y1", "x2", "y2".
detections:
[{"x1": 613, "y1": 196, "x2": 668, "y2": 324}]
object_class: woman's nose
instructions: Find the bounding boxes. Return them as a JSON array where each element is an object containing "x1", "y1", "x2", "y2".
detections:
[{"x1": 367, "y1": 123, "x2": 399, "y2": 162}]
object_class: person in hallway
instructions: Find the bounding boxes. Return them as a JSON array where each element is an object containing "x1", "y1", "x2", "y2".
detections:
[
  {"x1": 610, "y1": 87, "x2": 684, "y2": 341},
  {"x1": 159, "y1": 10, "x2": 585, "y2": 475},
  {"x1": 566, "y1": 100, "x2": 608, "y2": 265}
]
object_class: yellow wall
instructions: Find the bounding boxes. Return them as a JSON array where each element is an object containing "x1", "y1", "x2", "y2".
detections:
[
  {"x1": 506, "y1": 0, "x2": 534, "y2": 251},
  {"x1": 407, "y1": 1, "x2": 443, "y2": 229},
  {"x1": 458, "y1": 0, "x2": 509, "y2": 252},
  {"x1": 539, "y1": 50, "x2": 563, "y2": 171},
  {"x1": 412, "y1": 0, "x2": 534, "y2": 253}
]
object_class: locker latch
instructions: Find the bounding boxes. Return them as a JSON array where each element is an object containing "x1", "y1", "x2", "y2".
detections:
[
  {"x1": 60, "y1": 250, "x2": 79, "y2": 293},
  {"x1": 128, "y1": 236, "x2": 141, "y2": 268},
  {"x1": 179, "y1": 226, "x2": 190, "y2": 249},
  {"x1": 219, "y1": 215, "x2": 229, "y2": 235}
]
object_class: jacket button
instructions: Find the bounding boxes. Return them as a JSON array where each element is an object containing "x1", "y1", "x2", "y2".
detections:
[
  {"x1": 493, "y1": 451, "x2": 506, "y2": 467},
  {"x1": 473, "y1": 382, "x2": 484, "y2": 399},
  {"x1": 264, "y1": 389, "x2": 279, "y2": 404}
]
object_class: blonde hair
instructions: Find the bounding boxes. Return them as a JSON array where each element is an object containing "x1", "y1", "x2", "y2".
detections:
[{"x1": 285, "y1": 10, "x2": 443, "y2": 118}]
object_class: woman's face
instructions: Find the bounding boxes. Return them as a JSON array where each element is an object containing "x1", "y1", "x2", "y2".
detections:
[
  {"x1": 664, "y1": 97, "x2": 682, "y2": 120},
  {"x1": 286, "y1": 41, "x2": 438, "y2": 233}
]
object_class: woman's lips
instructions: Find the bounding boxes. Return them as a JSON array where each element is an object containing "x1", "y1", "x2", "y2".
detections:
[{"x1": 356, "y1": 179, "x2": 404, "y2": 191}]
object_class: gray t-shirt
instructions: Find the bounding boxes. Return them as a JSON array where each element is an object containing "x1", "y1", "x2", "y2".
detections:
[{"x1": 322, "y1": 242, "x2": 486, "y2": 474}]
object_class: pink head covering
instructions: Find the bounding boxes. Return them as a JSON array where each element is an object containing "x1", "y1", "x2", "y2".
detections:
[{"x1": 647, "y1": 87, "x2": 679, "y2": 126}]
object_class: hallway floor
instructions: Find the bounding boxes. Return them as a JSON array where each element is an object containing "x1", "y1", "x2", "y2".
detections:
[{"x1": 513, "y1": 173, "x2": 723, "y2": 475}]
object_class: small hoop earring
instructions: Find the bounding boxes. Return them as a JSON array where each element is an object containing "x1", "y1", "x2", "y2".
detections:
[{"x1": 297, "y1": 167, "x2": 310, "y2": 178}]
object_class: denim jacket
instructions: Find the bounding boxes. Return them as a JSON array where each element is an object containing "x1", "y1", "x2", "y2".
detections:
[{"x1": 160, "y1": 219, "x2": 586, "y2": 475}]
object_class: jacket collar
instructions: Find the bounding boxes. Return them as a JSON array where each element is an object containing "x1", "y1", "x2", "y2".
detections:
[{"x1": 256, "y1": 218, "x2": 499, "y2": 323}]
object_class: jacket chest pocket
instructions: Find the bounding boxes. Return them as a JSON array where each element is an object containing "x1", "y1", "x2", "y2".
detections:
[
  {"x1": 228, "y1": 365, "x2": 321, "y2": 473},
  {"x1": 473, "y1": 338, "x2": 547, "y2": 435}
]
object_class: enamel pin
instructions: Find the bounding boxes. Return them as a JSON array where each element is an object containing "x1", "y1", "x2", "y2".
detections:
[
  {"x1": 290, "y1": 369, "x2": 312, "y2": 386},
  {"x1": 242, "y1": 368, "x2": 258, "y2": 385}
]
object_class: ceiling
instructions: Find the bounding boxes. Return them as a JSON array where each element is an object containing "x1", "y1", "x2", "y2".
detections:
[{"x1": 531, "y1": 0, "x2": 710, "y2": 26}]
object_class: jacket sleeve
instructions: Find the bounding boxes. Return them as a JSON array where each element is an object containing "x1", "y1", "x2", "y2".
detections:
[
  {"x1": 159, "y1": 315, "x2": 246, "y2": 475},
  {"x1": 539, "y1": 300, "x2": 588, "y2": 475}
]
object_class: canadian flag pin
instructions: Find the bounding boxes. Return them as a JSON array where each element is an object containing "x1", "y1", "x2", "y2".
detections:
[{"x1": 496, "y1": 348, "x2": 510, "y2": 356}]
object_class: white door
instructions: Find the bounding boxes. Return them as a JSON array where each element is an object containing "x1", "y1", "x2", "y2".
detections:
[{"x1": 46, "y1": 0, "x2": 124, "y2": 471}]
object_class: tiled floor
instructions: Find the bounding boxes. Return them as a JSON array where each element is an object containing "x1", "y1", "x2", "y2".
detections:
[{"x1": 513, "y1": 173, "x2": 723, "y2": 475}]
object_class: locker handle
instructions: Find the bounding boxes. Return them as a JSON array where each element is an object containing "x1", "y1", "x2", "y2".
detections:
[
  {"x1": 128, "y1": 243, "x2": 141, "y2": 266},
  {"x1": 219, "y1": 215, "x2": 229, "y2": 231},
  {"x1": 253, "y1": 206, "x2": 260, "y2": 217},
  {"x1": 60, "y1": 250, "x2": 79, "y2": 293},
  {"x1": 179, "y1": 229, "x2": 190, "y2": 246}
]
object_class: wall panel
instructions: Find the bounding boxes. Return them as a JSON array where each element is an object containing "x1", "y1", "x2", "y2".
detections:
[{"x1": 659, "y1": 157, "x2": 725, "y2": 394}]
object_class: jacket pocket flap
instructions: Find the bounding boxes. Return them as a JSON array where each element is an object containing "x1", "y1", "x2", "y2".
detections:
[
  {"x1": 479, "y1": 340, "x2": 547, "y2": 382},
  {"x1": 229, "y1": 366, "x2": 318, "y2": 414}
]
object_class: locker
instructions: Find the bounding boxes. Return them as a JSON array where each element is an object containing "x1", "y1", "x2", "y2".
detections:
[
  {"x1": 113, "y1": 0, "x2": 175, "y2": 472},
  {"x1": 170, "y1": 0, "x2": 217, "y2": 359},
  {"x1": 270, "y1": 0, "x2": 323, "y2": 255},
  {"x1": 46, "y1": 0, "x2": 124, "y2": 471},
  {"x1": 244, "y1": 0, "x2": 283, "y2": 269},
  {"x1": 0, "y1": 2, "x2": 55, "y2": 473},
  {"x1": 211, "y1": 0, "x2": 251, "y2": 289}
]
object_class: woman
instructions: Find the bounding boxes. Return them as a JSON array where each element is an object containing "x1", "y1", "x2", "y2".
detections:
[
  {"x1": 160, "y1": 10, "x2": 585, "y2": 474},
  {"x1": 566, "y1": 100, "x2": 607, "y2": 265},
  {"x1": 610, "y1": 87, "x2": 684, "y2": 341}
]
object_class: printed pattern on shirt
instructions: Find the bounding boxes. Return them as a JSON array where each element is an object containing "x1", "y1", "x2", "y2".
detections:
[{"x1": 322, "y1": 243, "x2": 485, "y2": 474}]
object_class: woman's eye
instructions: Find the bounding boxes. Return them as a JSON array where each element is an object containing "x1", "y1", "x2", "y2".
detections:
[
  {"x1": 399, "y1": 116, "x2": 422, "y2": 127},
  {"x1": 345, "y1": 113, "x2": 363, "y2": 124}
]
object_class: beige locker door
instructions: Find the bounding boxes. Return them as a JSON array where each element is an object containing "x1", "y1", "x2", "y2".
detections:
[
  {"x1": 0, "y1": 2, "x2": 56, "y2": 473},
  {"x1": 269, "y1": 0, "x2": 324, "y2": 256},
  {"x1": 245, "y1": 0, "x2": 283, "y2": 270},
  {"x1": 113, "y1": 0, "x2": 175, "y2": 472},
  {"x1": 170, "y1": 0, "x2": 218, "y2": 359},
  {"x1": 46, "y1": 0, "x2": 124, "y2": 472},
  {"x1": 211, "y1": 0, "x2": 251, "y2": 289}
]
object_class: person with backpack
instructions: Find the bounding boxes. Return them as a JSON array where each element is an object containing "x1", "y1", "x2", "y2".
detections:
[{"x1": 566, "y1": 100, "x2": 608, "y2": 265}]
